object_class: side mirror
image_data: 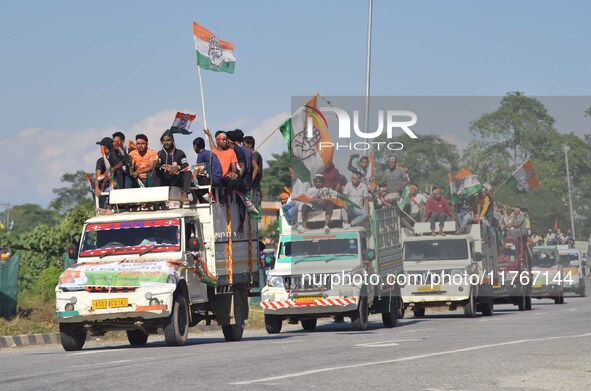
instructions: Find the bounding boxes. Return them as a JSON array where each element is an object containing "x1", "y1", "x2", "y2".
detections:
[
  {"x1": 473, "y1": 252, "x2": 483, "y2": 262},
  {"x1": 67, "y1": 243, "x2": 79, "y2": 260},
  {"x1": 365, "y1": 249, "x2": 376, "y2": 261},
  {"x1": 188, "y1": 236, "x2": 200, "y2": 252}
]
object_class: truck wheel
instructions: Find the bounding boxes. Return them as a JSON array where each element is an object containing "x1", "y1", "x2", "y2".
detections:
[
  {"x1": 382, "y1": 297, "x2": 399, "y2": 328},
  {"x1": 554, "y1": 294, "x2": 565, "y2": 304},
  {"x1": 264, "y1": 314, "x2": 282, "y2": 334},
  {"x1": 525, "y1": 294, "x2": 532, "y2": 310},
  {"x1": 301, "y1": 319, "x2": 317, "y2": 331},
  {"x1": 579, "y1": 280, "x2": 586, "y2": 297},
  {"x1": 351, "y1": 295, "x2": 369, "y2": 331},
  {"x1": 222, "y1": 289, "x2": 245, "y2": 342},
  {"x1": 516, "y1": 294, "x2": 526, "y2": 311},
  {"x1": 412, "y1": 307, "x2": 425, "y2": 318},
  {"x1": 463, "y1": 292, "x2": 476, "y2": 318},
  {"x1": 481, "y1": 296, "x2": 494, "y2": 316},
  {"x1": 163, "y1": 293, "x2": 189, "y2": 346},
  {"x1": 59, "y1": 323, "x2": 87, "y2": 351},
  {"x1": 127, "y1": 329, "x2": 149, "y2": 346}
]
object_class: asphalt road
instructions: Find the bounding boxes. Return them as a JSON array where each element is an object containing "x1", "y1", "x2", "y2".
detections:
[{"x1": 1, "y1": 289, "x2": 590, "y2": 391}]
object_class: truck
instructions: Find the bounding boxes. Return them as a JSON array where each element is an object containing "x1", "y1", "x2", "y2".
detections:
[
  {"x1": 260, "y1": 206, "x2": 403, "y2": 332},
  {"x1": 400, "y1": 221, "x2": 497, "y2": 318},
  {"x1": 492, "y1": 230, "x2": 533, "y2": 311},
  {"x1": 55, "y1": 186, "x2": 260, "y2": 351},
  {"x1": 531, "y1": 245, "x2": 564, "y2": 304},
  {"x1": 557, "y1": 245, "x2": 586, "y2": 297}
]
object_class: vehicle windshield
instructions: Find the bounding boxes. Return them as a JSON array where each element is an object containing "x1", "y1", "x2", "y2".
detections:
[
  {"x1": 532, "y1": 250, "x2": 557, "y2": 268},
  {"x1": 403, "y1": 239, "x2": 469, "y2": 261},
  {"x1": 79, "y1": 218, "x2": 181, "y2": 257},
  {"x1": 559, "y1": 253, "x2": 580, "y2": 266},
  {"x1": 279, "y1": 238, "x2": 358, "y2": 261},
  {"x1": 499, "y1": 244, "x2": 517, "y2": 262}
]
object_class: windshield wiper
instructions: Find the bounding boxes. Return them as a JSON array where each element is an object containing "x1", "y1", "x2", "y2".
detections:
[
  {"x1": 99, "y1": 247, "x2": 127, "y2": 259},
  {"x1": 139, "y1": 244, "x2": 171, "y2": 257}
]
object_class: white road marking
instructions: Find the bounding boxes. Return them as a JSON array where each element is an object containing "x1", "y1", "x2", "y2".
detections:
[
  {"x1": 71, "y1": 359, "x2": 134, "y2": 368},
  {"x1": 532, "y1": 312, "x2": 548, "y2": 316},
  {"x1": 355, "y1": 339, "x2": 422, "y2": 348},
  {"x1": 70, "y1": 349, "x2": 130, "y2": 356},
  {"x1": 231, "y1": 332, "x2": 591, "y2": 385},
  {"x1": 401, "y1": 328, "x2": 434, "y2": 333},
  {"x1": 567, "y1": 308, "x2": 578, "y2": 312}
]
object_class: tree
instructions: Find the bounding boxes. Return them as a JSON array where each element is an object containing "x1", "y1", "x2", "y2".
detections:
[
  {"x1": 260, "y1": 152, "x2": 291, "y2": 201},
  {"x1": 50, "y1": 170, "x2": 94, "y2": 213},
  {"x1": 8, "y1": 204, "x2": 59, "y2": 234}
]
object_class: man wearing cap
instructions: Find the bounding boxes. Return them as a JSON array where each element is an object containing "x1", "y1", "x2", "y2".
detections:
[
  {"x1": 129, "y1": 134, "x2": 158, "y2": 187},
  {"x1": 299, "y1": 173, "x2": 340, "y2": 234},
  {"x1": 153, "y1": 132, "x2": 192, "y2": 204}
]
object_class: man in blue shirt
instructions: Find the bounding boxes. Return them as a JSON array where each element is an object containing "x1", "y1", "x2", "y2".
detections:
[{"x1": 193, "y1": 137, "x2": 222, "y2": 203}]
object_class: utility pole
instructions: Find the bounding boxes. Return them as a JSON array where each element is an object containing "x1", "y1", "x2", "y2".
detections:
[
  {"x1": 363, "y1": 0, "x2": 373, "y2": 157},
  {"x1": 563, "y1": 145, "x2": 576, "y2": 240}
]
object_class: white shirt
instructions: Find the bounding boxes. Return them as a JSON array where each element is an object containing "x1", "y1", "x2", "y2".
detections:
[
  {"x1": 409, "y1": 193, "x2": 428, "y2": 215},
  {"x1": 343, "y1": 182, "x2": 368, "y2": 207}
]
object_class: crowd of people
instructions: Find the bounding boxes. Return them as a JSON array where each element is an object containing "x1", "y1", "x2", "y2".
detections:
[{"x1": 93, "y1": 128, "x2": 263, "y2": 221}]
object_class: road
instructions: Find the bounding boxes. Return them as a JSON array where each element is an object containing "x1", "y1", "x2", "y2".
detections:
[{"x1": 1, "y1": 291, "x2": 590, "y2": 391}]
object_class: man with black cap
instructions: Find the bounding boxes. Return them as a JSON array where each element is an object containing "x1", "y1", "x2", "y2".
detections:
[
  {"x1": 153, "y1": 131, "x2": 192, "y2": 204},
  {"x1": 95, "y1": 137, "x2": 127, "y2": 191}
]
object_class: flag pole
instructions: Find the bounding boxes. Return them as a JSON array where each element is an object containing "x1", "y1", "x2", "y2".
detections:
[
  {"x1": 197, "y1": 64, "x2": 208, "y2": 130},
  {"x1": 256, "y1": 104, "x2": 307, "y2": 151}
]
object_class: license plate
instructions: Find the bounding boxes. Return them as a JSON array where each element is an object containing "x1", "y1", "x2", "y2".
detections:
[
  {"x1": 532, "y1": 284, "x2": 543, "y2": 288},
  {"x1": 92, "y1": 298, "x2": 129, "y2": 309},
  {"x1": 294, "y1": 295, "x2": 323, "y2": 301},
  {"x1": 417, "y1": 285, "x2": 440, "y2": 293}
]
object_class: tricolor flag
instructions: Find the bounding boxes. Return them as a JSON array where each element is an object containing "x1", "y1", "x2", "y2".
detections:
[
  {"x1": 506, "y1": 159, "x2": 541, "y2": 194},
  {"x1": 279, "y1": 94, "x2": 334, "y2": 183},
  {"x1": 193, "y1": 22, "x2": 236, "y2": 74},
  {"x1": 448, "y1": 168, "x2": 482, "y2": 205},
  {"x1": 170, "y1": 112, "x2": 196, "y2": 135}
]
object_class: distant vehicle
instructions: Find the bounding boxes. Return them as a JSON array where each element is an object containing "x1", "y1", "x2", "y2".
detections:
[
  {"x1": 493, "y1": 230, "x2": 532, "y2": 311},
  {"x1": 400, "y1": 221, "x2": 497, "y2": 318},
  {"x1": 557, "y1": 246, "x2": 586, "y2": 297},
  {"x1": 55, "y1": 187, "x2": 260, "y2": 351},
  {"x1": 531, "y1": 246, "x2": 564, "y2": 304},
  {"x1": 261, "y1": 206, "x2": 403, "y2": 333}
]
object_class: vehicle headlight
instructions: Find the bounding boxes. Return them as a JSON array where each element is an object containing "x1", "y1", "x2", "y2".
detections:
[
  {"x1": 451, "y1": 268, "x2": 465, "y2": 276},
  {"x1": 267, "y1": 276, "x2": 284, "y2": 288}
]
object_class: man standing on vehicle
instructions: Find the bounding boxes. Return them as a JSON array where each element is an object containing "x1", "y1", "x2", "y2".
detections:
[{"x1": 384, "y1": 156, "x2": 408, "y2": 202}]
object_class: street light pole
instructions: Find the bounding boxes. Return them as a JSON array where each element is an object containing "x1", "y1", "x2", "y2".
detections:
[
  {"x1": 563, "y1": 145, "x2": 576, "y2": 240},
  {"x1": 363, "y1": 0, "x2": 373, "y2": 155}
]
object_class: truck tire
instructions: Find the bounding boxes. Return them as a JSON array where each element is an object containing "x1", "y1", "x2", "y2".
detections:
[
  {"x1": 301, "y1": 319, "x2": 317, "y2": 331},
  {"x1": 579, "y1": 280, "x2": 586, "y2": 297},
  {"x1": 525, "y1": 293, "x2": 532, "y2": 310},
  {"x1": 514, "y1": 294, "x2": 526, "y2": 311},
  {"x1": 264, "y1": 314, "x2": 282, "y2": 334},
  {"x1": 412, "y1": 307, "x2": 425, "y2": 318},
  {"x1": 127, "y1": 329, "x2": 149, "y2": 346},
  {"x1": 351, "y1": 295, "x2": 369, "y2": 331},
  {"x1": 382, "y1": 297, "x2": 399, "y2": 328},
  {"x1": 463, "y1": 292, "x2": 476, "y2": 318},
  {"x1": 222, "y1": 289, "x2": 245, "y2": 342},
  {"x1": 481, "y1": 296, "x2": 494, "y2": 316},
  {"x1": 59, "y1": 323, "x2": 87, "y2": 351},
  {"x1": 163, "y1": 293, "x2": 189, "y2": 346},
  {"x1": 554, "y1": 294, "x2": 565, "y2": 304}
]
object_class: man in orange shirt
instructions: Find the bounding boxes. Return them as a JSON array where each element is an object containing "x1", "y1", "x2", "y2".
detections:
[
  {"x1": 129, "y1": 134, "x2": 158, "y2": 187},
  {"x1": 204, "y1": 128, "x2": 239, "y2": 202}
]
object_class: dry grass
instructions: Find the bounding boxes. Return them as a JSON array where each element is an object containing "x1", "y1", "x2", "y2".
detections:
[{"x1": 0, "y1": 298, "x2": 57, "y2": 336}]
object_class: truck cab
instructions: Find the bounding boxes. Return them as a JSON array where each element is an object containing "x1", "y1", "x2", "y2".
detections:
[
  {"x1": 261, "y1": 206, "x2": 403, "y2": 333},
  {"x1": 55, "y1": 186, "x2": 260, "y2": 350},
  {"x1": 531, "y1": 245, "x2": 564, "y2": 304},
  {"x1": 400, "y1": 221, "x2": 496, "y2": 318}
]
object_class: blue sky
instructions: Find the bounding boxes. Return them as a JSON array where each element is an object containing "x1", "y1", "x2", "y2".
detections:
[{"x1": 0, "y1": 0, "x2": 590, "y2": 208}]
